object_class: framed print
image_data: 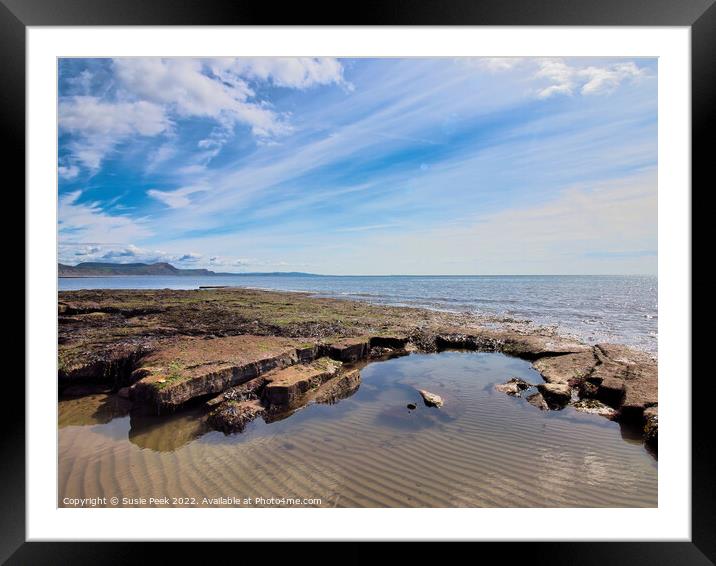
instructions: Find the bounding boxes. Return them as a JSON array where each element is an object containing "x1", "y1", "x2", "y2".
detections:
[{"x1": 6, "y1": 0, "x2": 712, "y2": 562}]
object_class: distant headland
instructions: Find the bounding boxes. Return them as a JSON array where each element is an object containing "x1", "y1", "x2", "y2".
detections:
[{"x1": 58, "y1": 261, "x2": 319, "y2": 278}]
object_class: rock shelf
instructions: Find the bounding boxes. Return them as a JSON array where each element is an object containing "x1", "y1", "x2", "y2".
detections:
[{"x1": 58, "y1": 287, "x2": 657, "y2": 449}]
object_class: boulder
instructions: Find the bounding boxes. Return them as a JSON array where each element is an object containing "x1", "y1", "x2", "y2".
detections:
[
  {"x1": 418, "y1": 389, "x2": 444, "y2": 408},
  {"x1": 537, "y1": 383, "x2": 572, "y2": 409}
]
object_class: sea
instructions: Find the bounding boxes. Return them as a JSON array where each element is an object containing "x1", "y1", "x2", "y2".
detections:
[{"x1": 59, "y1": 274, "x2": 657, "y2": 356}]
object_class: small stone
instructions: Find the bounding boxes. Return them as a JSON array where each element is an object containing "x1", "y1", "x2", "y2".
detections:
[
  {"x1": 495, "y1": 377, "x2": 533, "y2": 397},
  {"x1": 418, "y1": 389, "x2": 444, "y2": 408},
  {"x1": 407, "y1": 403, "x2": 417, "y2": 410}
]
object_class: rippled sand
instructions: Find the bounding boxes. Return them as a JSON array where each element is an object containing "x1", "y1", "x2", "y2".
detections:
[{"x1": 59, "y1": 352, "x2": 657, "y2": 507}]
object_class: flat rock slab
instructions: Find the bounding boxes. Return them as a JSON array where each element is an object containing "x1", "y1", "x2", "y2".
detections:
[
  {"x1": 495, "y1": 332, "x2": 591, "y2": 360},
  {"x1": 130, "y1": 335, "x2": 303, "y2": 409},
  {"x1": 263, "y1": 358, "x2": 343, "y2": 407},
  {"x1": 532, "y1": 351, "x2": 597, "y2": 384},
  {"x1": 592, "y1": 344, "x2": 657, "y2": 420},
  {"x1": 328, "y1": 338, "x2": 370, "y2": 363}
]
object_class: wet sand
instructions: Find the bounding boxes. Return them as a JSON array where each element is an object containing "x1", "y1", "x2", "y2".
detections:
[{"x1": 59, "y1": 351, "x2": 657, "y2": 508}]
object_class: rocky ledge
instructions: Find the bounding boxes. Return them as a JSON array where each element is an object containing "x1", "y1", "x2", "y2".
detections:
[
  {"x1": 58, "y1": 288, "x2": 657, "y2": 449},
  {"x1": 494, "y1": 342, "x2": 657, "y2": 451}
]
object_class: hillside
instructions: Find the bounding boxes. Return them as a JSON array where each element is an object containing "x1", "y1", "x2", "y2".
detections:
[{"x1": 58, "y1": 262, "x2": 218, "y2": 277}]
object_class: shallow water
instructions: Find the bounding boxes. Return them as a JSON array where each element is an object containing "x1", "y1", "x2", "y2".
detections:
[
  {"x1": 58, "y1": 351, "x2": 657, "y2": 508},
  {"x1": 59, "y1": 274, "x2": 658, "y2": 355}
]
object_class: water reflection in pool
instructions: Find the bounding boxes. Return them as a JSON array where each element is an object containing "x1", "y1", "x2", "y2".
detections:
[{"x1": 59, "y1": 351, "x2": 657, "y2": 507}]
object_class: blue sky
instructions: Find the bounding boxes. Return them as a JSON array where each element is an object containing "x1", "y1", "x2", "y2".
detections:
[{"x1": 58, "y1": 57, "x2": 657, "y2": 275}]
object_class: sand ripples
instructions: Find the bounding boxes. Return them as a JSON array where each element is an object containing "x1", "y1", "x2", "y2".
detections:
[{"x1": 59, "y1": 352, "x2": 657, "y2": 508}]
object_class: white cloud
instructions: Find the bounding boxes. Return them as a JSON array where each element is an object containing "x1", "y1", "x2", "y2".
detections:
[
  {"x1": 213, "y1": 57, "x2": 349, "y2": 90},
  {"x1": 534, "y1": 59, "x2": 576, "y2": 98},
  {"x1": 58, "y1": 242, "x2": 261, "y2": 270},
  {"x1": 579, "y1": 62, "x2": 644, "y2": 95},
  {"x1": 60, "y1": 242, "x2": 198, "y2": 265},
  {"x1": 145, "y1": 142, "x2": 178, "y2": 173},
  {"x1": 59, "y1": 96, "x2": 171, "y2": 170},
  {"x1": 60, "y1": 96, "x2": 169, "y2": 137},
  {"x1": 147, "y1": 185, "x2": 209, "y2": 209},
  {"x1": 58, "y1": 164, "x2": 80, "y2": 180},
  {"x1": 59, "y1": 190, "x2": 153, "y2": 242},
  {"x1": 534, "y1": 59, "x2": 645, "y2": 98},
  {"x1": 473, "y1": 57, "x2": 524, "y2": 72},
  {"x1": 176, "y1": 164, "x2": 207, "y2": 176},
  {"x1": 113, "y1": 58, "x2": 290, "y2": 138},
  {"x1": 114, "y1": 58, "x2": 250, "y2": 117},
  {"x1": 60, "y1": 57, "x2": 349, "y2": 174},
  {"x1": 66, "y1": 69, "x2": 94, "y2": 95}
]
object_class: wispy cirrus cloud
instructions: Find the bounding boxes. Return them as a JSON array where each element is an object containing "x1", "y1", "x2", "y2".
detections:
[
  {"x1": 59, "y1": 190, "x2": 152, "y2": 242},
  {"x1": 58, "y1": 57, "x2": 657, "y2": 274},
  {"x1": 59, "y1": 97, "x2": 171, "y2": 170},
  {"x1": 147, "y1": 185, "x2": 209, "y2": 209}
]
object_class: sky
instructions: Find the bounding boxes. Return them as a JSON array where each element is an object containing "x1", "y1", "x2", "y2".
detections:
[{"x1": 58, "y1": 57, "x2": 657, "y2": 275}]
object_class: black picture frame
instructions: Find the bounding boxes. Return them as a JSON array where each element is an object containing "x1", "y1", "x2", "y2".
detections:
[{"x1": 5, "y1": 0, "x2": 711, "y2": 563}]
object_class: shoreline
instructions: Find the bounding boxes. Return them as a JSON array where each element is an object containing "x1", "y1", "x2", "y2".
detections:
[
  {"x1": 58, "y1": 287, "x2": 658, "y2": 451},
  {"x1": 58, "y1": 280, "x2": 658, "y2": 359}
]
